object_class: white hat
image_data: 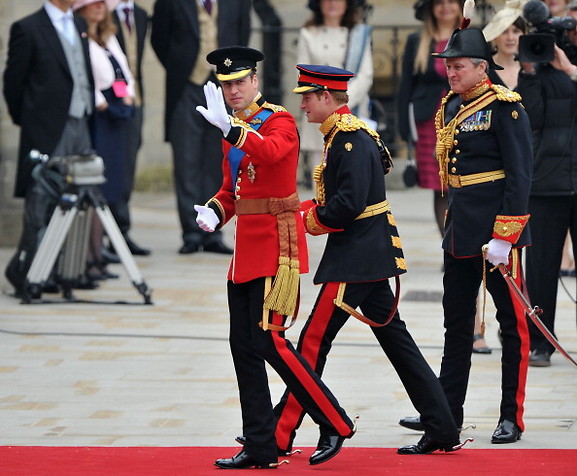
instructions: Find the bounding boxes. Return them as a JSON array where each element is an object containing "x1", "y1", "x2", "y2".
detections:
[
  {"x1": 72, "y1": 0, "x2": 120, "y2": 12},
  {"x1": 482, "y1": 0, "x2": 528, "y2": 42}
]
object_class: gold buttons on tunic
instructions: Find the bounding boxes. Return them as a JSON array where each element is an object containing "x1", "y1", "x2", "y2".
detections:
[{"x1": 451, "y1": 167, "x2": 457, "y2": 173}]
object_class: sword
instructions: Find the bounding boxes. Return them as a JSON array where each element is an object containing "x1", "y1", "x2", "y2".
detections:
[{"x1": 493, "y1": 262, "x2": 577, "y2": 369}]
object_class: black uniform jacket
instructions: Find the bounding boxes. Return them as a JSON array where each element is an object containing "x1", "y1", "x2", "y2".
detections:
[
  {"x1": 303, "y1": 106, "x2": 407, "y2": 284},
  {"x1": 440, "y1": 84, "x2": 533, "y2": 258}
]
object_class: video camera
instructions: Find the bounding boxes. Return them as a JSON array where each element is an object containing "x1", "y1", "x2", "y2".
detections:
[
  {"x1": 519, "y1": 0, "x2": 577, "y2": 63},
  {"x1": 29, "y1": 149, "x2": 106, "y2": 186}
]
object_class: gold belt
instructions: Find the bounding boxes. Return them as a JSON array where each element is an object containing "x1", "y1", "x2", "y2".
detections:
[
  {"x1": 235, "y1": 193, "x2": 300, "y2": 215},
  {"x1": 355, "y1": 200, "x2": 390, "y2": 220},
  {"x1": 448, "y1": 170, "x2": 506, "y2": 188}
]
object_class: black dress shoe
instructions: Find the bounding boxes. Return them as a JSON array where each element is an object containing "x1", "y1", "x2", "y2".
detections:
[
  {"x1": 529, "y1": 349, "x2": 551, "y2": 367},
  {"x1": 123, "y1": 235, "x2": 151, "y2": 256},
  {"x1": 309, "y1": 433, "x2": 346, "y2": 466},
  {"x1": 214, "y1": 450, "x2": 276, "y2": 469},
  {"x1": 235, "y1": 435, "x2": 293, "y2": 457},
  {"x1": 399, "y1": 415, "x2": 425, "y2": 432},
  {"x1": 203, "y1": 240, "x2": 233, "y2": 255},
  {"x1": 397, "y1": 434, "x2": 463, "y2": 455},
  {"x1": 178, "y1": 243, "x2": 200, "y2": 254},
  {"x1": 491, "y1": 419, "x2": 522, "y2": 444},
  {"x1": 101, "y1": 246, "x2": 121, "y2": 264},
  {"x1": 74, "y1": 277, "x2": 99, "y2": 290}
]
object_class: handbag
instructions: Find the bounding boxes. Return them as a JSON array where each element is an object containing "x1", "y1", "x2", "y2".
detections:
[
  {"x1": 101, "y1": 86, "x2": 134, "y2": 121},
  {"x1": 402, "y1": 141, "x2": 419, "y2": 188}
]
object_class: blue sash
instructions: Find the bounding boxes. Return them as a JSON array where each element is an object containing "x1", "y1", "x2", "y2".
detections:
[{"x1": 228, "y1": 109, "x2": 274, "y2": 183}]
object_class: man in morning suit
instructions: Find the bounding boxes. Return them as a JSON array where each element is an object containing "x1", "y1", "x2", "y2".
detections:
[
  {"x1": 109, "y1": 0, "x2": 151, "y2": 256},
  {"x1": 194, "y1": 46, "x2": 356, "y2": 469},
  {"x1": 151, "y1": 0, "x2": 251, "y2": 255},
  {"x1": 3, "y1": 0, "x2": 94, "y2": 296}
]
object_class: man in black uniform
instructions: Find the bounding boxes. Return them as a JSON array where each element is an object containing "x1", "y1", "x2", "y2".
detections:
[
  {"x1": 272, "y1": 64, "x2": 465, "y2": 456},
  {"x1": 399, "y1": 27, "x2": 533, "y2": 444}
]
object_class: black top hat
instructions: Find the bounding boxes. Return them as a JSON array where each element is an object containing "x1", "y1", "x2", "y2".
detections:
[
  {"x1": 206, "y1": 46, "x2": 265, "y2": 82},
  {"x1": 433, "y1": 27, "x2": 504, "y2": 70},
  {"x1": 293, "y1": 64, "x2": 355, "y2": 94}
]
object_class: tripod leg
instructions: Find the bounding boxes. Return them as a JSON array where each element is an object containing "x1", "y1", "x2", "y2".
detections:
[
  {"x1": 24, "y1": 206, "x2": 79, "y2": 300},
  {"x1": 95, "y1": 205, "x2": 152, "y2": 304},
  {"x1": 57, "y1": 207, "x2": 92, "y2": 296}
]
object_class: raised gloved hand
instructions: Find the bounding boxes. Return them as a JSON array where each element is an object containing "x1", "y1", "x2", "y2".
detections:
[
  {"x1": 485, "y1": 238, "x2": 512, "y2": 266},
  {"x1": 195, "y1": 81, "x2": 231, "y2": 136},
  {"x1": 194, "y1": 204, "x2": 219, "y2": 233}
]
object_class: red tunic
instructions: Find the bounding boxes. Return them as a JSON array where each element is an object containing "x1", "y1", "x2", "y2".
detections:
[{"x1": 207, "y1": 98, "x2": 309, "y2": 283}]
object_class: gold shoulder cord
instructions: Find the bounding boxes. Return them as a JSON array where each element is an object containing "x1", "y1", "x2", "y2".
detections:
[{"x1": 313, "y1": 114, "x2": 385, "y2": 205}]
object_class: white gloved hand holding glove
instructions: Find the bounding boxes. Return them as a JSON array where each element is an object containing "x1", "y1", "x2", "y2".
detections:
[
  {"x1": 196, "y1": 81, "x2": 231, "y2": 136},
  {"x1": 194, "y1": 204, "x2": 219, "y2": 233},
  {"x1": 485, "y1": 238, "x2": 512, "y2": 266}
]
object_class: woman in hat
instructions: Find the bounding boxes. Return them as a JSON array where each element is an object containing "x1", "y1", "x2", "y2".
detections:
[
  {"x1": 73, "y1": 0, "x2": 135, "y2": 280},
  {"x1": 483, "y1": 2, "x2": 527, "y2": 90},
  {"x1": 398, "y1": 0, "x2": 462, "y2": 239},
  {"x1": 296, "y1": 0, "x2": 372, "y2": 188}
]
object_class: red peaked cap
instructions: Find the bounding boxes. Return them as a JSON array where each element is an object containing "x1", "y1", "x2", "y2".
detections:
[{"x1": 293, "y1": 64, "x2": 355, "y2": 94}]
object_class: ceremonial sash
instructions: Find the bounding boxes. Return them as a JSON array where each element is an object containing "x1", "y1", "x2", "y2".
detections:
[{"x1": 227, "y1": 109, "x2": 273, "y2": 183}]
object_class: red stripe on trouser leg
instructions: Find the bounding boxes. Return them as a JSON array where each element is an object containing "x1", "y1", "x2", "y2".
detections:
[
  {"x1": 269, "y1": 322, "x2": 352, "y2": 438},
  {"x1": 507, "y1": 257, "x2": 530, "y2": 433},
  {"x1": 274, "y1": 283, "x2": 341, "y2": 450}
]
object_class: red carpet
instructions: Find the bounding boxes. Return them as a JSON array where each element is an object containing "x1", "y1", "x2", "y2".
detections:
[{"x1": 1, "y1": 446, "x2": 576, "y2": 475}]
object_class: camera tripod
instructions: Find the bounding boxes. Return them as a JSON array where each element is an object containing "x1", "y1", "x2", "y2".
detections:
[{"x1": 22, "y1": 177, "x2": 152, "y2": 305}]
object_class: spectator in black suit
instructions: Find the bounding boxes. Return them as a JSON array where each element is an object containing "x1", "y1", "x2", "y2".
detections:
[
  {"x1": 3, "y1": 0, "x2": 94, "y2": 295},
  {"x1": 151, "y1": 0, "x2": 251, "y2": 255},
  {"x1": 109, "y1": 0, "x2": 152, "y2": 257}
]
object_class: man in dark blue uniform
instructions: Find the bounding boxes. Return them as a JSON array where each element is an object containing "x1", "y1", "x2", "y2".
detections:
[
  {"x1": 399, "y1": 27, "x2": 533, "y2": 444},
  {"x1": 272, "y1": 64, "x2": 465, "y2": 456}
]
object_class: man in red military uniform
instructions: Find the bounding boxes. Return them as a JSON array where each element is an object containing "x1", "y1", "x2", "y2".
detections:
[
  {"x1": 399, "y1": 26, "x2": 533, "y2": 445},
  {"x1": 272, "y1": 63, "x2": 465, "y2": 456},
  {"x1": 194, "y1": 46, "x2": 355, "y2": 469}
]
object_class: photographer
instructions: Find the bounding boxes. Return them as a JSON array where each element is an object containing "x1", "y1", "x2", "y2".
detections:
[{"x1": 517, "y1": 1, "x2": 577, "y2": 367}]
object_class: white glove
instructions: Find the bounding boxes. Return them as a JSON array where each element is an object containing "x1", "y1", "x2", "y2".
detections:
[
  {"x1": 195, "y1": 81, "x2": 231, "y2": 136},
  {"x1": 194, "y1": 204, "x2": 219, "y2": 233},
  {"x1": 485, "y1": 238, "x2": 512, "y2": 266}
]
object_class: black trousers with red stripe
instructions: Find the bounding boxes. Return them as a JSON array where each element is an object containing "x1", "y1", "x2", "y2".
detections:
[
  {"x1": 440, "y1": 251, "x2": 530, "y2": 431},
  {"x1": 273, "y1": 279, "x2": 461, "y2": 452},
  {"x1": 227, "y1": 278, "x2": 354, "y2": 463}
]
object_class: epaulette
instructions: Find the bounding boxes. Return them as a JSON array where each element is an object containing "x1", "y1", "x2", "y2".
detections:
[
  {"x1": 262, "y1": 102, "x2": 287, "y2": 113},
  {"x1": 335, "y1": 113, "x2": 365, "y2": 132},
  {"x1": 491, "y1": 84, "x2": 521, "y2": 102}
]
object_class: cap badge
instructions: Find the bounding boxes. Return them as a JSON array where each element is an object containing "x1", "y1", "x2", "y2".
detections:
[{"x1": 224, "y1": 58, "x2": 232, "y2": 67}]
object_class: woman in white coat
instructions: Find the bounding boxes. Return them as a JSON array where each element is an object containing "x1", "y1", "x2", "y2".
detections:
[{"x1": 297, "y1": 0, "x2": 373, "y2": 187}]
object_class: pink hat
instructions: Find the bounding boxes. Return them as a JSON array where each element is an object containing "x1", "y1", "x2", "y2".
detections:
[{"x1": 72, "y1": 0, "x2": 120, "y2": 11}]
